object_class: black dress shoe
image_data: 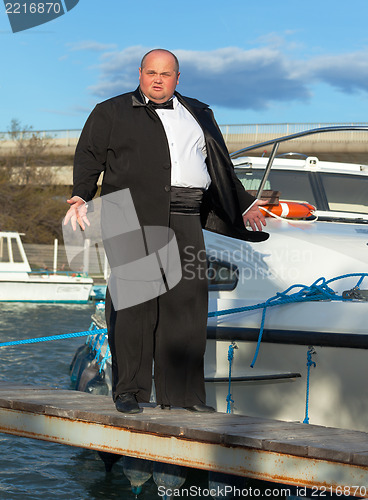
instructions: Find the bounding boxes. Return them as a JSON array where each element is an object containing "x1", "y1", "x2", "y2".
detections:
[
  {"x1": 115, "y1": 393, "x2": 141, "y2": 414},
  {"x1": 185, "y1": 404, "x2": 216, "y2": 413},
  {"x1": 160, "y1": 404, "x2": 171, "y2": 410}
]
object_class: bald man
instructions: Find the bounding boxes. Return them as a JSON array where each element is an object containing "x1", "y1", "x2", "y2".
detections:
[{"x1": 65, "y1": 49, "x2": 268, "y2": 414}]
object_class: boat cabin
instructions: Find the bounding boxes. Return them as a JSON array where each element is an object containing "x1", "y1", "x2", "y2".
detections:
[{"x1": 0, "y1": 232, "x2": 31, "y2": 276}]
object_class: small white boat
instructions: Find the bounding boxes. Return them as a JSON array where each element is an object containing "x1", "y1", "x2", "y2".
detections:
[
  {"x1": 0, "y1": 231, "x2": 93, "y2": 303},
  {"x1": 70, "y1": 126, "x2": 368, "y2": 432}
]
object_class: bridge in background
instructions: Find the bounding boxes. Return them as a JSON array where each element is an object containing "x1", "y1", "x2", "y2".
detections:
[
  {"x1": 2, "y1": 123, "x2": 368, "y2": 185},
  {"x1": 2, "y1": 122, "x2": 368, "y2": 155}
]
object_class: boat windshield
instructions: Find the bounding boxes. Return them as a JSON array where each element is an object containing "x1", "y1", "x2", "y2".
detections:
[
  {"x1": 0, "y1": 237, "x2": 10, "y2": 263},
  {"x1": 320, "y1": 173, "x2": 368, "y2": 214},
  {"x1": 235, "y1": 169, "x2": 316, "y2": 205},
  {"x1": 0, "y1": 236, "x2": 25, "y2": 264},
  {"x1": 235, "y1": 168, "x2": 368, "y2": 215}
]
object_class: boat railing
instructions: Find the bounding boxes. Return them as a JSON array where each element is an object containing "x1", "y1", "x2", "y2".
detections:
[{"x1": 230, "y1": 125, "x2": 368, "y2": 198}]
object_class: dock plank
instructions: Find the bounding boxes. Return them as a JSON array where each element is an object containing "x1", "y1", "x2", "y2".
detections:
[
  {"x1": 0, "y1": 385, "x2": 367, "y2": 461},
  {"x1": 0, "y1": 384, "x2": 367, "y2": 495}
]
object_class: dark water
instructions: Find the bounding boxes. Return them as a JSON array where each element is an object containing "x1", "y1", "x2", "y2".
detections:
[
  {"x1": 0, "y1": 303, "x2": 354, "y2": 500},
  {"x1": 0, "y1": 303, "x2": 148, "y2": 499}
]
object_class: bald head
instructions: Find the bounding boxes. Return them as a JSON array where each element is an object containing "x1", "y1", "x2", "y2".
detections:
[
  {"x1": 139, "y1": 49, "x2": 180, "y2": 104},
  {"x1": 141, "y1": 49, "x2": 179, "y2": 75}
]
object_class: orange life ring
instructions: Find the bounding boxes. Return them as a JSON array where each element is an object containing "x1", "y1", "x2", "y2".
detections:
[{"x1": 259, "y1": 201, "x2": 316, "y2": 219}]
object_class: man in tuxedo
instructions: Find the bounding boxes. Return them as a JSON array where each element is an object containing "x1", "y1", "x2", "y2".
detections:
[{"x1": 64, "y1": 49, "x2": 267, "y2": 414}]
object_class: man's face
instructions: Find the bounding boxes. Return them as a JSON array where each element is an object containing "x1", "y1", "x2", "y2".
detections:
[{"x1": 139, "y1": 51, "x2": 180, "y2": 103}]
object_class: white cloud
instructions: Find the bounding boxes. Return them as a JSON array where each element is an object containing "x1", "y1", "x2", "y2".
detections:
[
  {"x1": 174, "y1": 47, "x2": 310, "y2": 109},
  {"x1": 303, "y1": 52, "x2": 368, "y2": 94},
  {"x1": 85, "y1": 45, "x2": 368, "y2": 110}
]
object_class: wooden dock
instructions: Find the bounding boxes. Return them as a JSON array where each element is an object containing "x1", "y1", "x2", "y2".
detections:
[{"x1": 0, "y1": 383, "x2": 367, "y2": 496}]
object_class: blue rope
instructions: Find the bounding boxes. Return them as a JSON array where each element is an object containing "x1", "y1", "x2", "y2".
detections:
[
  {"x1": 98, "y1": 345, "x2": 111, "y2": 373},
  {"x1": 93, "y1": 332, "x2": 108, "y2": 361},
  {"x1": 0, "y1": 329, "x2": 108, "y2": 348},
  {"x1": 226, "y1": 342, "x2": 237, "y2": 413},
  {"x1": 303, "y1": 347, "x2": 316, "y2": 424},
  {"x1": 209, "y1": 273, "x2": 368, "y2": 367},
  {"x1": 208, "y1": 273, "x2": 368, "y2": 320},
  {"x1": 86, "y1": 322, "x2": 98, "y2": 346},
  {"x1": 93, "y1": 334, "x2": 110, "y2": 371}
]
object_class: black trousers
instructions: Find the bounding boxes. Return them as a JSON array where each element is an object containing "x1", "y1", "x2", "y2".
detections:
[{"x1": 105, "y1": 212, "x2": 208, "y2": 407}]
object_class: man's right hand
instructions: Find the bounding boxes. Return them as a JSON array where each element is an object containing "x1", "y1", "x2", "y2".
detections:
[{"x1": 63, "y1": 196, "x2": 90, "y2": 231}]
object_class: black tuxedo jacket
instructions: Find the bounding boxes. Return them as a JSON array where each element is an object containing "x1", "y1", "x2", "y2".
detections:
[{"x1": 72, "y1": 88, "x2": 268, "y2": 242}]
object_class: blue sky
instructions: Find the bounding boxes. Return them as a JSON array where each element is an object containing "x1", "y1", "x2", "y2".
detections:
[{"x1": 1, "y1": 0, "x2": 368, "y2": 132}]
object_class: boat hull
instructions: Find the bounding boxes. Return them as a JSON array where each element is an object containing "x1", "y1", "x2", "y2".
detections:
[
  {"x1": 204, "y1": 338, "x2": 368, "y2": 432},
  {"x1": 0, "y1": 278, "x2": 93, "y2": 303}
]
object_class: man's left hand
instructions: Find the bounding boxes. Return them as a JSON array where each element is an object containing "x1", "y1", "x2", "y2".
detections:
[{"x1": 243, "y1": 200, "x2": 268, "y2": 232}]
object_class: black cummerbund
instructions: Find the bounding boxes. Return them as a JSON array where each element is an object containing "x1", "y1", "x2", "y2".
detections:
[{"x1": 170, "y1": 186, "x2": 204, "y2": 215}]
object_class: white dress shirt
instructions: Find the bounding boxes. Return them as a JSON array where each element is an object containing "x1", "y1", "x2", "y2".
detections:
[{"x1": 147, "y1": 96, "x2": 211, "y2": 190}]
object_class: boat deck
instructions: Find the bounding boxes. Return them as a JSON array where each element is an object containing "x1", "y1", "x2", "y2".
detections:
[{"x1": 0, "y1": 383, "x2": 367, "y2": 496}]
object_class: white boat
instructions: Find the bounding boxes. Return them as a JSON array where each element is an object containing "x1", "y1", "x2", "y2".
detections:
[
  {"x1": 0, "y1": 231, "x2": 93, "y2": 303},
  {"x1": 70, "y1": 126, "x2": 368, "y2": 432}
]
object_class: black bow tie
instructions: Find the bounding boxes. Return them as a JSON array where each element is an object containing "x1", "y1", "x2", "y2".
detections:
[{"x1": 148, "y1": 99, "x2": 174, "y2": 110}]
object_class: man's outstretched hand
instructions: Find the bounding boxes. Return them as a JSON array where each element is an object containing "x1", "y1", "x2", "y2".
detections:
[
  {"x1": 63, "y1": 196, "x2": 90, "y2": 231},
  {"x1": 242, "y1": 199, "x2": 268, "y2": 232}
]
